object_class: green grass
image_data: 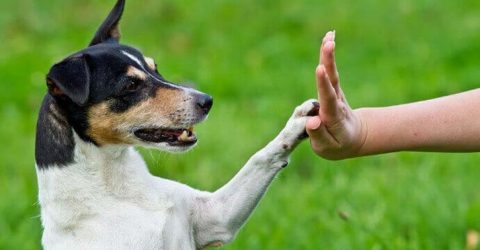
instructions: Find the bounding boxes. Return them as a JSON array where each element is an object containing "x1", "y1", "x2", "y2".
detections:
[{"x1": 1, "y1": 0, "x2": 480, "y2": 249}]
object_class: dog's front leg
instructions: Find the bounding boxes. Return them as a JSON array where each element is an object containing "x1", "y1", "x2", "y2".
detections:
[{"x1": 192, "y1": 100, "x2": 318, "y2": 248}]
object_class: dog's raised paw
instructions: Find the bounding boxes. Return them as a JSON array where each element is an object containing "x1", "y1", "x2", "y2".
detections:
[
  {"x1": 279, "y1": 99, "x2": 320, "y2": 146},
  {"x1": 293, "y1": 99, "x2": 319, "y2": 118}
]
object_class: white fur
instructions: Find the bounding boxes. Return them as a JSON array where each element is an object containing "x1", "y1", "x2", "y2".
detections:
[
  {"x1": 37, "y1": 100, "x2": 317, "y2": 250},
  {"x1": 122, "y1": 51, "x2": 144, "y2": 69}
]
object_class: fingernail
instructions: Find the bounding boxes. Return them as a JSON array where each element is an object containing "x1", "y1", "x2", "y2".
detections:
[{"x1": 306, "y1": 116, "x2": 322, "y2": 130}]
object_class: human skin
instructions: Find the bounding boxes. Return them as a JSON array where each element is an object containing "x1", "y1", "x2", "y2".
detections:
[{"x1": 305, "y1": 31, "x2": 480, "y2": 160}]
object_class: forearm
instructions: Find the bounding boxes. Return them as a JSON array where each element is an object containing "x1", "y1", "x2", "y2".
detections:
[
  {"x1": 194, "y1": 134, "x2": 294, "y2": 247},
  {"x1": 193, "y1": 158, "x2": 281, "y2": 248},
  {"x1": 355, "y1": 89, "x2": 480, "y2": 155}
]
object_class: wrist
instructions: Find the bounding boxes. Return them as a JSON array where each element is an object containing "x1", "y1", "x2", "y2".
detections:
[{"x1": 352, "y1": 108, "x2": 369, "y2": 157}]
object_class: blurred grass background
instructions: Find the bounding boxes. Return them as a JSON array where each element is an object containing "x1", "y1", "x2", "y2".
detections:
[{"x1": 1, "y1": 0, "x2": 480, "y2": 249}]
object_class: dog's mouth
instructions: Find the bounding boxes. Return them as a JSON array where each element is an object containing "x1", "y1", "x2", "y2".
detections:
[{"x1": 134, "y1": 127, "x2": 197, "y2": 146}]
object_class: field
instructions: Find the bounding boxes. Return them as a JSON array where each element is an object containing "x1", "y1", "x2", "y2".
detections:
[{"x1": 1, "y1": 0, "x2": 480, "y2": 249}]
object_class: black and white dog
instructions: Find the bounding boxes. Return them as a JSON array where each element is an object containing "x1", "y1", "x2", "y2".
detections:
[{"x1": 35, "y1": 0, "x2": 318, "y2": 249}]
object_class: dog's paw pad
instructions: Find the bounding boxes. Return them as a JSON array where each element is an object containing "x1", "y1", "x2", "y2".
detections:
[{"x1": 306, "y1": 101, "x2": 320, "y2": 116}]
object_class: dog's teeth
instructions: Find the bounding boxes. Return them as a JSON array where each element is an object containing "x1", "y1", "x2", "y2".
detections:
[
  {"x1": 178, "y1": 130, "x2": 189, "y2": 141},
  {"x1": 187, "y1": 127, "x2": 194, "y2": 136}
]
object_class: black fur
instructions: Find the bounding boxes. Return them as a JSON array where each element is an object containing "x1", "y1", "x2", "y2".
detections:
[
  {"x1": 35, "y1": 95, "x2": 75, "y2": 169},
  {"x1": 89, "y1": 0, "x2": 125, "y2": 46},
  {"x1": 47, "y1": 54, "x2": 91, "y2": 106}
]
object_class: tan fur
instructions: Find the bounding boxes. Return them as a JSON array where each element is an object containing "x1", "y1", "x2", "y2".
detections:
[
  {"x1": 86, "y1": 102, "x2": 133, "y2": 145},
  {"x1": 206, "y1": 242, "x2": 223, "y2": 247},
  {"x1": 87, "y1": 87, "x2": 185, "y2": 145},
  {"x1": 47, "y1": 79, "x2": 65, "y2": 96},
  {"x1": 126, "y1": 66, "x2": 147, "y2": 80},
  {"x1": 110, "y1": 25, "x2": 121, "y2": 41},
  {"x1": 144, "y1": 57, "x2": 156, "y2": 71}
]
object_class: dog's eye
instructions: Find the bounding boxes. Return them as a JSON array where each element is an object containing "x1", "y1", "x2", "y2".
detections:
[{"x1": 124, "y1": 79, "x2": 142, "y2": 92}]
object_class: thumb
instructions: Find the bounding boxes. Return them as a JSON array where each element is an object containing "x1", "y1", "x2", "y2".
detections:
[
  {"x1": 306, "y1": 116, "x2": 338, "y2": 146},
  {"x1": 306, "y1": 116, "x2": 325, "y2": 143},
  {"x1": 306, "y1": 116, "x2": 322, "y2": 131}
]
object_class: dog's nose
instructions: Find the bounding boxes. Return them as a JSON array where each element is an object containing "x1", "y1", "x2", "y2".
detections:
[{"x1": 196, "y1": 94, "x2": 213, "y2": 115}]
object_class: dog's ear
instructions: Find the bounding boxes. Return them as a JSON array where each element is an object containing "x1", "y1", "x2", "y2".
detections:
[
  {"x1": 47, "y1": 54, "x2": 91, "y2": 106},
  {"x1": 89, "y1": 0, "x2": 125, "y2": 46}
]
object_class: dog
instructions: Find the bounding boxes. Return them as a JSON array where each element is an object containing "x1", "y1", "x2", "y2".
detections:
[{"x1": 35, "y1": 0, "x2": 318, "y2": 249}]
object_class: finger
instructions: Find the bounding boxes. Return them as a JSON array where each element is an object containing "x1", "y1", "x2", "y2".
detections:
[
  {"x1": 322, "y1": 41, "x2": 340, "y2": 90},
  {"x1": 306, "y1": 115, "x2": 321, "y2": 130},
  {"x1": 305, "y1": 116, "x2": 339, "y2": 148},
  {"x1": 319, "y1": 31, "x2": 336, "y2": 65},
  {"x1": 316, "y1": 65, "x2": 338, "y2": 118}
]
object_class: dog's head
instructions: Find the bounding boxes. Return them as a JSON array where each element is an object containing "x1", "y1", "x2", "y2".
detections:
[{"x1": 46, "y1": 0, "x2": 212, "y2": 152}]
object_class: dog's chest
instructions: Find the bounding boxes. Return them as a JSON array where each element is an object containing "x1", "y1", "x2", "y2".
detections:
[
  {"x1": 37, "y1": 146, "x2": 201, "y2": 249},
  {"x1": 41, "y1": 197, "x2": 176, "y2": 250},
  {"x1": 57, "y1": 196, "x2": 199, "y2": 250},
  {"x1": 82, "y1": 202, "x2": 169, "y2": 248},
  {"x1": 37, "y1": 148, "x2": 193, "y2": 249}
]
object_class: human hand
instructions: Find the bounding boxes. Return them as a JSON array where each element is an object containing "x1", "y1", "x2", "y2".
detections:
[{"x1": 305, "y1": 31, "x2": 366, "y2": 160}]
